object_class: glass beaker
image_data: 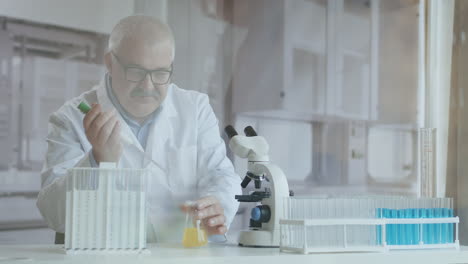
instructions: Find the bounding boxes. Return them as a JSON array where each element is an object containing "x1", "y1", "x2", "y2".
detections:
[{"x1": 182, "y1": 202, "x2": 207, "y2": 248}]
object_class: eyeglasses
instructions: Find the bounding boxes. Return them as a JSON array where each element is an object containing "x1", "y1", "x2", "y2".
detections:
[{"x1": 111, "y1": 51, "x2": 173, "y2": 85}]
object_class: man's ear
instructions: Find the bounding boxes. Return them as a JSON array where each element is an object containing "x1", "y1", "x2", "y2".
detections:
[{"x1": 104, "y1": 52, "x2": 112, "y2": 74}]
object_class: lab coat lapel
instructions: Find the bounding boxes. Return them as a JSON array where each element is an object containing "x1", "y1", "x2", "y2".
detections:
[
  {"x1": 145, "y1": 85, "x2": 177, "y2": 172},
  {"x1": 138, "y1": 85, "x2": 176, "y2": 196}
]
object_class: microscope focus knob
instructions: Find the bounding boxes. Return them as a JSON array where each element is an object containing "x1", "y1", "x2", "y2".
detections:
[{"x1": 251, "y1": 205, "x2": 271, "y2": 223}]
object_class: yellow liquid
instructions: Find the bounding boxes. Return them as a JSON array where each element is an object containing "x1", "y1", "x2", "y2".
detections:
[{"x1": 182, "y1": 228, "x2": 208, "y2": 248}]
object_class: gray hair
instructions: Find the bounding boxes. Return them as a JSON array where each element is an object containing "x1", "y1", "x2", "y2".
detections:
[{"x1": 108, "y1": 15, "x2": 175, "y2": 59}]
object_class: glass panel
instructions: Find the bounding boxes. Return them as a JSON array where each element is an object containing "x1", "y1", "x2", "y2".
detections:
[{"x1": 0, "y1": 0, "x2": 432, "y2": 245}]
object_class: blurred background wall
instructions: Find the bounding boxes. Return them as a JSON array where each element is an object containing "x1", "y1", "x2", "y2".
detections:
[{"x1": 0, "y1": 0, "x2": 455, "y2": 244}]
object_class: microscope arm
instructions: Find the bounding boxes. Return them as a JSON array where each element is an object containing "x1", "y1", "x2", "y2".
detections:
[{"x1": 250, "y1": 163, "x2": 289, "y2": 231}]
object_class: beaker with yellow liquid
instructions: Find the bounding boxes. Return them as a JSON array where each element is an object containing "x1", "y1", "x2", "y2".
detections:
[{"x1": 182, "y1": 202, "x2": 207, "y2": 248}]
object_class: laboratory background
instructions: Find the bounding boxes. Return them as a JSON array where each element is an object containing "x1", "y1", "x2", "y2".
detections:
[{"x1": 0, "y1": 0, "x2": 466, "y2": 250}]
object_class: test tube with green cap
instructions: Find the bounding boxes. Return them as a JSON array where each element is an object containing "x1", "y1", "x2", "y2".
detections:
[
  {"x1": 78, "y1": 102, "x2": 92, "y2": 114},
  {"x1": 76, "y1": 101, "x2": 167, "y2": 174}
]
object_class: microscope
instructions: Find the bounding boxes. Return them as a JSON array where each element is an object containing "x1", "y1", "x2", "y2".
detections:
[{"x1": 225, "y1": 125, "x2": 291, "y2": 247}]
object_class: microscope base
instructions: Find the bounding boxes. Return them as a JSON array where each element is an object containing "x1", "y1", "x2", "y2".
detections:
[{"x1": 238, "y1": 230, "x2": 279, "y2": 248}]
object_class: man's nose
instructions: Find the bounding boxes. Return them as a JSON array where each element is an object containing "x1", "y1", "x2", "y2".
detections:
[{"x1": 140, "y1": 73, "x2": 154, "y2": 90}]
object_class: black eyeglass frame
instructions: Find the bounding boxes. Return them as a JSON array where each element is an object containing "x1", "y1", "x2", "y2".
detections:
[{"x1": 111, "y1": 51, "x2": 173, "y2": 85}]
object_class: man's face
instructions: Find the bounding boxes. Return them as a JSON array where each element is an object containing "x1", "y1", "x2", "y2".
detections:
[{"x1": 107, "y1": 40, "x2": 173, "y2": 119}]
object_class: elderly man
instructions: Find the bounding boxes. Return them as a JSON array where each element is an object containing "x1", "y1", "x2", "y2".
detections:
[{"x1": 36, "y1": 15, "x2": 240, "y2": 242}]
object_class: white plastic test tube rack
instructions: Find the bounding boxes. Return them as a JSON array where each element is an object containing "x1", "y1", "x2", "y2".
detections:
[
  {"x1": 65, "y1": 163, "x2": 148, "y2": 254},
  {"x1": 279, "y1": 217, "x2": 459, "y2": 254},
  {"x1": 280, "y1": 196, "x2": 458, "y2": 254}
]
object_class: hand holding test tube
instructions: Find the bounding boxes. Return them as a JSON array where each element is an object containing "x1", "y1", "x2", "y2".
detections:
[
  {"x1": 79, "y1": 102, "x2": 123, "y2": 164},
  {"x1": 77, "y1": 101, "x2": 167, "y2": 173}
]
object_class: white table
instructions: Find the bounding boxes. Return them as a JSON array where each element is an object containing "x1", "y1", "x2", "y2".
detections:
[{"x1": 0, "y1": 243, "x2": 467, "y2": 264}]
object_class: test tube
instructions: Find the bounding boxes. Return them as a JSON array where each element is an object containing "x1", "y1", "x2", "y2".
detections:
[
  {"x1": 337, "y1": 198, "x2": 343, "y2": 247},
  {"x1": 449, "y1": 198, "x2": 454, "y2": 243},
  {"x1": 376, "y1": 207, "x2": 382, "y2": 245},
  {"x1": 449, "y1": 209, "x2": 454, "y2": 243},
  {"x1": 442, "y1": 207, "x2": 448, "y2": 244},
  {"x1": 327, "y1": 198, "x2": 333, "y2": 247},
  {"x1": 347, "y1": 199, "x2": 353, "y2": 245},
  {"x1": 436, "y1": 199, "x2": 442, "y2": 244},
  {"x1": 400, "y1": 209, "x2": 407, "y2": 245},
  {"x1": 405, "y1": 199, "x2": 411, "y2": 245},
  {"x1": 413, "y1": 198, "x2": 419, "y2": 245},
  {"x1": 392, "y1": 208, "x2": 398, "y2": 245}
]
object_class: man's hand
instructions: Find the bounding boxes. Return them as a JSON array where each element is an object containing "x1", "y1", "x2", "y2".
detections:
[
  {"x1": 180, "y1": 196, "x2": 227, "y2": 236},
  {"x1": 83, "y1": 103, "x2": 123, "y2": 164}
]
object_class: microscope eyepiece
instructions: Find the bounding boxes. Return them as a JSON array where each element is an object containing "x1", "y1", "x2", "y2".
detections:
[
  {"x1": 244, "y1": 126, "x2": 258, "y2": 137},
  {"x1": 240, "y1": 176, "x2": 252, "y2": 188},
  {"x1": 224, "y1": 125, "x2": 238, "y2": 139}
]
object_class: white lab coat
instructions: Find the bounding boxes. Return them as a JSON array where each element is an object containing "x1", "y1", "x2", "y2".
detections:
[{"x1": 36, "y1": 80, "x2": 241, "y2": 242}]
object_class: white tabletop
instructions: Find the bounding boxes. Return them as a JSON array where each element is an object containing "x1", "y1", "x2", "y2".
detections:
[{"x1": 0, "y1": 243, "x2": 467, "y2": 264}]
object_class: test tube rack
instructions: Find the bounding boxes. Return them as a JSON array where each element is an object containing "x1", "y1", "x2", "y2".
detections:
[
  {"x1": 65, "y1": 163, "x2": 148, "y2": 254},
  {"x1": 279, "y1": 196, "x2": 459, "y2": 254}
]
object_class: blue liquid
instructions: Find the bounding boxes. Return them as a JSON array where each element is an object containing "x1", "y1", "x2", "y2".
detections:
[
  {"x1": 398, "y1": 210, "x2": 406, "y2": 245},
  {"x1": 441, "y1": 208, "x2": 448, "y2": 244},
  {"x1": 413, "y1": 208, "x2": 420, "y2": 245},
  {"x1": 392, "y1": 210, "x2": 398, "y2": 245},
  {"x1": 449, "y1": 209, "x2": 454, "y2": 243},
  {"x1": 434, "y1": 208, "x2": 441, "y2": 244},
  {"x1": 428, "y1": 209, "x2": 435, "y2": 244},
  {"x1": 376, "y1": 208, "x2": 382, "y2": 245},
  {"x1": 405, "y1": 209, "x2": 414, "y2": 245},
  {"x1": 421, "y1": 209, "x2": 428, "y2": 244},
  {"x1": 376, "y1": 207, "x2": 453, "y2": 246}
]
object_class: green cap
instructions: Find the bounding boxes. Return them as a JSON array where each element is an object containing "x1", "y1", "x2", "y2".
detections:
[{"x1": 77, "y1": 101, "x2": 91, "y2": 114}]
